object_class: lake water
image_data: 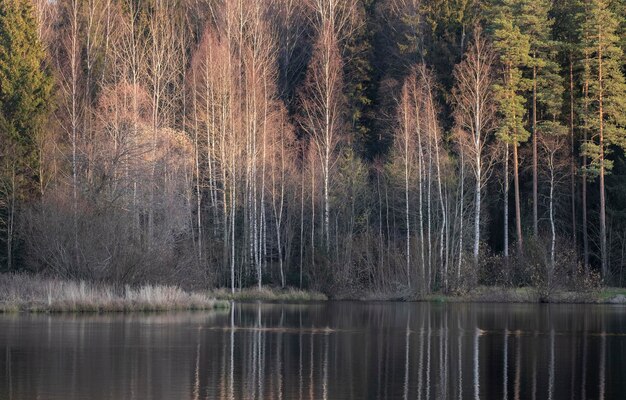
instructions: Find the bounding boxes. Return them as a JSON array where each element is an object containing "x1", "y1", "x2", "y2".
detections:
[{"x1": 1, "y1": 302, "x2": 625, "y2": 399}]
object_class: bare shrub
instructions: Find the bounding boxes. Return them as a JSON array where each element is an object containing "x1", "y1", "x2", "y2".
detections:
[
  {"x1": 476, "y1": 249, "x2": 512, "y2": 287},
  {"x1": 448, "y1": 253, "x2": 477, "y2": 296},
  {"x1": 516, "y1": 237, "x2": 595, "y2": 301}
]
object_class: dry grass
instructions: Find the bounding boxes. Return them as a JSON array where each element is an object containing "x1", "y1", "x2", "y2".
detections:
[
  {"x1": 359, "y1": 285, "x2": 616, "y2": 304},
  {"x1": 415, "y1": 286, "x2": 612, "y2": 304},
  {"x1": 208, "y1": 287, "x2": 327, "y2": 302},
  {"x1": 0, "y1": 274, "x2": 229, "y2": 313}
]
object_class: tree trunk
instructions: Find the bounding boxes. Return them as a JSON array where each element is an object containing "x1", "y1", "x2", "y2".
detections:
[
  {"x1": 504, "y1": 143, "x2": 509, "y2": 259},
  {"x1": 299, "y1": 169, "x2": 305, "y2": 288},
  {"x1": 598, "y1": 37, "x2": 607, "y2": 280},
  {"x1": 311, "y1": 161, "x2": 315, "y2": 274},
  {"x1": 582, "y1": 157, "x2": 589, "y2": 273},
  {"x1": 569, "y1": 57, "x2": 577, "y2": 251},
  {"x1": 416, "y1": 105, "x2": 426, "y2": 291},
  {"x1": 273, "y1": 123, "x2": 286, "y2": 288},
  {"x1": 459, "y1": 148, "x2": 465, "y2": 279},
  {"x1": 230, "y1": 156, "x2": 236, "y2": 293},
  {"x1": 513, "y1": 136, "x2": 523, "y2": 254},
  {"x1": 427, "y1": 139, "x2": 433, "y2": 289},
  {"x1": 433, "y1": 117, "x2": 447, "y2": 290},
  {"x1": 70, "y1": 0, "x2": 80, "y2": 270},
  {"x1": 582, "y1": 66, "x2": 590, "y2": 274},
  {"x1": 473, "y1": 164, "x2": 480, "y2": 264},
  {"x1": 377, "y1": 171, "x2": 384, "y2": 277},
  {"x1": 549, "y1": 160, "x2": 556, "y2": 271},
  {"x1": 532, "y1": 65, "x2": 538, "y2": 237},
  {"x1": 6, "y1": 168, "x2": 16, "y2": 271},
  {"x1": 193, "y1": 79, "x2": 203, "y2": 262},
  {"x1": 324, "y1": 148, "x2": 330, "y2": 252},
  {"x1": 404, "y1": 119, "x2": 411, "y2": 287}
]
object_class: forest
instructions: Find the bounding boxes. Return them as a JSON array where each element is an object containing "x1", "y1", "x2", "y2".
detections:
[{"x1": 1, "y1": 0, "x2": 625, "y2": 297}]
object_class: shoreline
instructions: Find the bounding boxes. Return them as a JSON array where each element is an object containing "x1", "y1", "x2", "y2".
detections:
[
  {"x1": 352, "y1": 286, "x2": 626, "y2": 304},
  {"x1": 195, "y1": 286, "x2": 626, "y2": 305},
  {"x1": 2, "y1": 274, "x2": 625, "y2": 313}
]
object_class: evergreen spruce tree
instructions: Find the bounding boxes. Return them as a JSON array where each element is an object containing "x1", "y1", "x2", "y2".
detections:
[
  {"x1": 344, "y1": 0, "x2": 376, "y2": 157},
  {"x1": 0, "y1": 0, "x2": 52, "y2": 270}
]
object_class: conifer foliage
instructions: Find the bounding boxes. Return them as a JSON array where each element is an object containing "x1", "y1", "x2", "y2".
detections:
[{"x1": 0, "y1": 0, "x2": 52, "y2": 270}]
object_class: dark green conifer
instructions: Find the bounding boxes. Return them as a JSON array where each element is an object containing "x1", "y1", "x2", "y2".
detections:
[{"x1": 0, "y1": 0, "x2": 52, "y2": 270}]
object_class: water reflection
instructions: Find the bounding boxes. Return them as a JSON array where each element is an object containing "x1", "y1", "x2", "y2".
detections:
[{"x1": 1, "y1": 303, "x2": 626, "y2": 399}]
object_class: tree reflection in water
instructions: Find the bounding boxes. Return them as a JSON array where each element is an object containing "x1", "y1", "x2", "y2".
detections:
[{"x1": 0, "y1": 303, "x2": 624, "y2": 399}]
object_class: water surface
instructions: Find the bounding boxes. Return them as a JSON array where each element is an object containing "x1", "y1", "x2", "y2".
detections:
[{"x1": 1, "y1": 302, "x2": 625, "y2": 399}]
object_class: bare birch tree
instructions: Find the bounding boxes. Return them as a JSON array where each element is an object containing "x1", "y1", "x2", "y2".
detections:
[
  {"x1": 299, "y1": 19, "x2": 346, "y2": 252},
  {"x1": 451, "y1": 28, "x2": 498, "y2": 265}
]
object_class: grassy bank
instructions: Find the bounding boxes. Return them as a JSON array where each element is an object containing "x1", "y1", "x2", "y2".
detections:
[
  {"x1": 3, "y1": 274, "x2": 623, "y2": 311},
  {"x1": 361, "y1": 286, "x2": 626, "y2": 304},
  {"x1": 0, "y1": 274, "x2": 229, "y2": 313},
  {"x1": 211, "y1": 285, "x2": 625, "y2": 304},
  {"x1": 453, "y1": 286, "x2": 626, "y2": 304},
  {"x1": 208, "y1": 287, "x2": 327, "y2": 302}
]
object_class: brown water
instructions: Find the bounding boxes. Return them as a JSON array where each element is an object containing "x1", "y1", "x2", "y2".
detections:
[{"x1": 1, "y1": 302, "x2": 625, "y2": 399}]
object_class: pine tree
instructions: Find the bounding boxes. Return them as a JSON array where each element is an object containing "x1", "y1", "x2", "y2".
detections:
[
  {"x1": 488, "y1": 0, "x2": 531, "y2": 254},
  {"x1": 580, "y1": 0, "x2": 626, "y2": 280},
  {"x1": 553, "y1": 0, "x2": 585, "y2": 255},
  {"x1": 519, "y1": 0, "x2": 564, "y2": 237},
  {"x1": 0, "y1": 0, "x2": 52, "y2": 270}
]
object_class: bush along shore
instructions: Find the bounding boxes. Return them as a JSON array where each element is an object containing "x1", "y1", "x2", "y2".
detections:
[{"x1": 0, "y1": 274, "x2": 230, "y2": 313}]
